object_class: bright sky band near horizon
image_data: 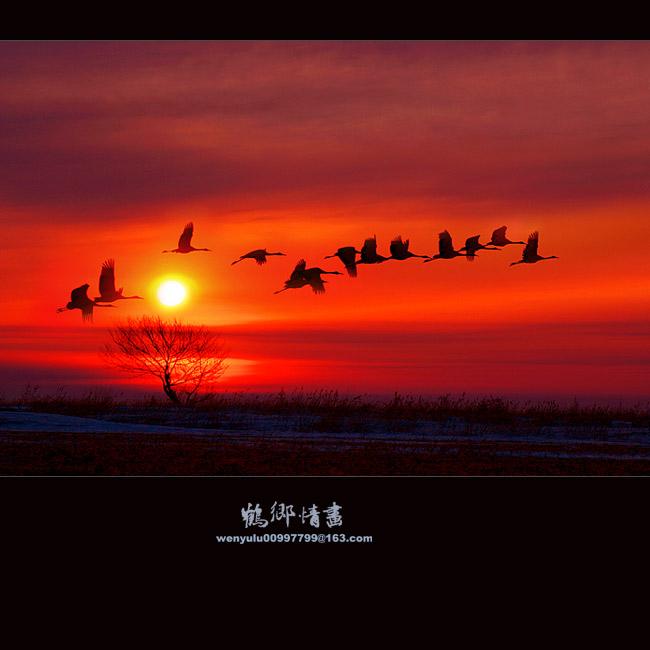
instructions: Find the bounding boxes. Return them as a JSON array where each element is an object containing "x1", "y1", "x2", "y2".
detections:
[{"x1": 1, "y1": 41, "x2": 649, "y2": 402}]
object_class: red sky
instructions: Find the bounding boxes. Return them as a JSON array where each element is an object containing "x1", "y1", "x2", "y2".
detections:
[{"x1": 1, "y1": 41, "x2": 649, "y2": 402}]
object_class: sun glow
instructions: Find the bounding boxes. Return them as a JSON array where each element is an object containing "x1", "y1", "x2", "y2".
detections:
[{"x1": 157, "y1": 280, "x2": 187, "y2": 307}]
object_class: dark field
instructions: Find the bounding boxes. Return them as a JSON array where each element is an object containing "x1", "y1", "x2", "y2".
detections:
[{"x1": 3, "y1": 431, "x2": 650, "y2": 475}]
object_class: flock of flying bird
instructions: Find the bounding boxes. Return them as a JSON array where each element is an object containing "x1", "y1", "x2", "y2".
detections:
[{"x1": 56, "y1": 222, "x2": 558, "y2": 322}]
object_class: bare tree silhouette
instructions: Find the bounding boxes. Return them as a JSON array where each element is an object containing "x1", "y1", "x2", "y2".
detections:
[{"x1": 104, "y1": 316, "x2": 228, "y2": 404}]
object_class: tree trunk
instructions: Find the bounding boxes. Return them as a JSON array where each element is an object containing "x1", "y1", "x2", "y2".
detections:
[
  {"x1": 163, "y1": 384, "x2": 180, "y2": 404},
  {"x1": 162, "y1": 373, "x2": 181, "y2": 404}
]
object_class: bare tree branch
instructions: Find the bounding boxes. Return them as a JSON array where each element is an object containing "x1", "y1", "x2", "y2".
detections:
[{"x1": 103, "y1": 316, "x2": 228, "y2": 405}]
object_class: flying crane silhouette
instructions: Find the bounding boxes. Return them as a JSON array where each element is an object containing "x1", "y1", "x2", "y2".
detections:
[
  {"x1": 274, "y1": 260, "x2": 309, "y2": 294},
  {"x1": 302, "y1": 266, "x2": 343, "y2": 294},
  {"x1": 56, "y1": 284, "x2": 115, "y2": 323},
  {"x1": 231, "y1": 249, "x2": 286, "y2": 266},
  {"x1": 389, "y1": 235, "x2": 429, "y2": 261},
  {"x1": 162, "y1": 222, "x2": 211, "y2": 254},
  {"x1": 458, "y1": 235, "x2": 501, "y2": 262},
  {"x1": 486, "y1": 226, "x2": 525, "y2": 247},
  {"x1": 357, "y1": 235, "x2": 390, "y2": 265},
  {"x1": 324, "y1": 246, "x2": 360, "y2": 277},
  {"x1": 424, "y1": 231, "x2": 468, "y2": 261},
  {"x1": 274, "y1": 260, "x2": 342, "y2": 294},
  {"x1": 94, "y1": 259, "x2": 143, "y2": 303},
  {"x1": 510, "y1": 231, "x2": 558, "y2": 266}
]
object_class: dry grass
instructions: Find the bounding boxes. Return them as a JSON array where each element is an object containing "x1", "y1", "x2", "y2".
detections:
[
  {"x1": 2, "y1": 385, "x2": 649, "y2": 429},
  {"x1": 8, "y1": 384, "x2": 118, "y2": 417}
]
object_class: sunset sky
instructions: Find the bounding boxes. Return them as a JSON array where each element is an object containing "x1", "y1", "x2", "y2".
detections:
[{"x1": 1, "y1": 40, "x2": 649, "y2": 402}]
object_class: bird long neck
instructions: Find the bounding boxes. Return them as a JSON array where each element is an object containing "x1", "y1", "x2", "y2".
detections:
[{"x1": 268, "y1": 252, "x2": 283, "y2": 256}]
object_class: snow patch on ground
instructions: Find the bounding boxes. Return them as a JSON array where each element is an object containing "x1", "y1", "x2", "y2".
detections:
[
  {"x1": 0, "y1": 410, "x2": 218, "y2": 435},
  {"x1": 1, "y1": 409, "x2": 649, "y2": 446}
]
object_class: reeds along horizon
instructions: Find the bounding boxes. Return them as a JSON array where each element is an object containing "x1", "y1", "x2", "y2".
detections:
[{"x1": 6, "y1": 387, "x2": 648, "y2": 427}]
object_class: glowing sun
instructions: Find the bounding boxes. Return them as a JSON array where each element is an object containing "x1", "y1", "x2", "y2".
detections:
[{"x1": 157, "y1": 280, "x2": 187, "y2": 306}]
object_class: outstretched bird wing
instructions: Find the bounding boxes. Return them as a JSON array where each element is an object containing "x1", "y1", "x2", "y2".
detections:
[
  {"x1": 360, "y1": 236, "x2": 377, "y2": 262},
  {"x1": 289, "y1": 259, "x2": 307, "y2": 281},
  {"x1": 70, "y1": 284, "x2": 90, "y2": 303},
  {"x1": 390, "y1": 236, "x2": 407, "y2": 258},
  {"x1": 276, "y1": 260, "x2": 308, "y2": 292},
  {"x1": 463, "y1": 235, "x2": 480, "y2": 261},
  {"x1": 439, "y1": 230, "x2": 454, "y2": 256},
  {"x1": 308, "y1": 277, "x2": 326, "y2": 294},
  {"x1": 491, "y1": 226, "x2": 508, "y2": 246},
  {"x1": 337, "y1": 247, "x2": 357, "y2": 267},
  {"x1": 464, "y1": 235, "x2": 480, "y2": 253},
  {"x1": 251, "y1": 250, "x2": 267, "y2": 265},
  {"x1": 178, "y1": 222, "x2": 194, "y2": 249},
  {"x1": 522, "y1": 231, "x2": 539, "y2": 262},
  {"x1": 98, "y1": 259, "x2": 116, "y2": 296}
]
